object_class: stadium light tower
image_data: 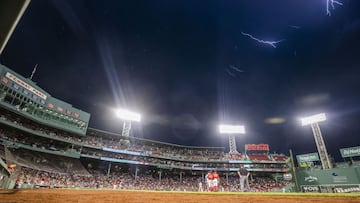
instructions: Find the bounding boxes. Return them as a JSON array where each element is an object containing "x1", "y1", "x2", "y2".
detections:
[
  {"x1": 300, "y1": 113, "x2": 332, "y2": 169},
  {"x1": 219, "y1": 124, "x2": 245, "y2": 154},
  {"x1": 116, "y1": 109, "x2": 141, "y2": 137}
]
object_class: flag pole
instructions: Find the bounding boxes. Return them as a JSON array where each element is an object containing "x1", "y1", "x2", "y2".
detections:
[{"x1": 30, "y1": 64, "x2": 38, "y2": 80}]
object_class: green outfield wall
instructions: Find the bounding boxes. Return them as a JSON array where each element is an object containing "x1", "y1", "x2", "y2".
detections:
[{"x1": 296, "y1": 167, "x2": 360, "y2": 193}]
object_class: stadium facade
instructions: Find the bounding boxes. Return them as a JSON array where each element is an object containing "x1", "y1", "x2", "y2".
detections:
[{"x1": 0, "y1": 64, "x2": 291, "y2": 191}]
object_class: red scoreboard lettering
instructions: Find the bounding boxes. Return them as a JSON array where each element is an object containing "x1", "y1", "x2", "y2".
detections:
[{"x1": 245, "y1": 144, "x2": 269, "y2": 151}]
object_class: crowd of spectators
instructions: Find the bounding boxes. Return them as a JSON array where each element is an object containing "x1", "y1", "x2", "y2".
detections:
[
  {"x1": 1, "y1": 110, "x2": 290, "y2": 191},
  {"x1": 1, "y1": 111, "x2": 229, "y2": 162},
  {"x1": 0, "y1": 112, "x2": 83, "y2": 144},
  {"x1": 1, "y1": 127, "x2": 287, "y2": 172},
  {"x1": 81, "y1": 147, "x2": 287, "y2": 170},
  {"x1": 82, "y1": 133, "x2": 227, "y2": 162},
  {"x1": 0, "y1": 129, "x2": 80, "y2": 154},
  {"x1": 16, "y1": 166, "x2": 199, "y2": 191},
  {"x1": 223, "y1": 175, "x2": 290, "y2": 192},
  {"x1": 0, "y1": 109, "x2": 289, "y2": 169},
  {"x1": 15, "y1": 166, "x2": 289, "y2": 192},
  {"x1": 0, "y1": 147, "x2": 89, "y2": 175},
  {"x1": 81, "y1": 147, "x2": 233, "y2": 170}
]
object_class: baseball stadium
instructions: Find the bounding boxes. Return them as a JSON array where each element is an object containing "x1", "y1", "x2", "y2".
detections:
[
  {"x1": 1, "y1": 0, "x2": 360, "y2": 203},
  {"x1": 0, "y1": 63, "x2": 359, "y2": 202}
]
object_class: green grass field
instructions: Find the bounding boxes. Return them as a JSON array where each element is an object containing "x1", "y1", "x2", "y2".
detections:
[
  {"x1": 1, "y1": 188, "x2": 359, "y2": 203},
  {"x1": 64, "y1": 188, "x2": 360, "y2": 197}
]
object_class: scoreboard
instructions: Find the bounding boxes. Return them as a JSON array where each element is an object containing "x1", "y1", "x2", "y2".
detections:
[{"x1": 245, "y1": 144, "x2": 269, "y2": 151}]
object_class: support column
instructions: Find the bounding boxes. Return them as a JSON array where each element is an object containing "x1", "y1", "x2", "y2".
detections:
[
  {"x1": 122, "y1": 121, "x2": 132, "y2": 137},
  {"x1": 229, "y1": 135, "x2": 239, "y2": 153},
  {"x1": 135, "y1": 167, "x2": 139, "y2": 180},
  {"x1": 158, "y1": 170, "x2": 162, "y2": 182},
  {"x1": 311, "y1": 123, "x2": 332, "y2": 169},
  {"x1": 107, "y1": 162, "x2": 111, "y2": 176}
]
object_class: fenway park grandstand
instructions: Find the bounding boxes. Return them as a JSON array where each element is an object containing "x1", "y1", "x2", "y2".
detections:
[
  {"x1": 0, "y1": 64, "x2": 359, "y2": 194},
  {"x1": 0, "y1": 64, "x2": 293, "y2": 192}
]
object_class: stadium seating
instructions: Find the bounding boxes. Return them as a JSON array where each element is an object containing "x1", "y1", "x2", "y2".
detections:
[
  {"x1": 247, "y1": 154, "x2": 271, "y2": 161},
  {"x1": 272, "y1": 155, "x2": 288, "y2": 161}
]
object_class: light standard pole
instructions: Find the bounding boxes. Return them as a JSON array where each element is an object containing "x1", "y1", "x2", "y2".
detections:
[
  {"x1": 300, "y1": 113, "x2": 332, "y2": 169},
  {"x1": 219, "y1": 124, "x2": 245, "y2": 154}
]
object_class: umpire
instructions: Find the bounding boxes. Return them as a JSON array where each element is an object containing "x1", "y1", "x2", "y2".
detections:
[{"x1": 237, "y1": 165, "x2": 250, "y2": 192}]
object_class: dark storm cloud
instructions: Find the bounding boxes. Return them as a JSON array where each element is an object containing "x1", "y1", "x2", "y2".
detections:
[
  {"x1": 50, "y1": 0, "x2": 86, "y2": 37},
  {"x1": 297, "y1": 93, "x2": 331, "y2": 106},
  {"x1": 171, "y1": 113, "x2": 202, "y2": 131},
  {"x1": 341, "y1": 19, "x2": 360, "y2": 34},
  {"x1": 2, "y1": 0, "x2": 360, "y2": 160}
]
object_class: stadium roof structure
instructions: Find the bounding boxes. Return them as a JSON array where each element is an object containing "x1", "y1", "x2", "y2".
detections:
[{"x1": 87, "y1": 127, "x2": 225, "y2": 151}]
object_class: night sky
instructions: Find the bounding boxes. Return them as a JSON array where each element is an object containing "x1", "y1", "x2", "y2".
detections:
[{"x1": 1, "y1": 0, "x2": 360, "y2": 160}]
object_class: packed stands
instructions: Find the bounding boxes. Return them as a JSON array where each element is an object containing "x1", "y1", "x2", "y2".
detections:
[
  {"x1": 0, "y1": 101, "x2": 292, "y2": 192},
  {"x1": 247, "y1": 154, "x2": 271, "y2": 161},
  {"x1": 272, "y1": 154, "x2": 288, "y2": 161},
  {"x1": 14, "y1": 165, "x2": 290, "y2": 192}
]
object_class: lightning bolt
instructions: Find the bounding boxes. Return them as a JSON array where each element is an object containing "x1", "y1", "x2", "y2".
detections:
[
  {"x1": 229, "y1": 65, "x2": 244, "y2": 73},
  {"x1": 225, "y1": 69, "x2": 236, "y2": 77},
  {"x1": 289, "y1": 25, "x2": 301, "y2": 29},
  {"x1": 241, "y1": 32, "x2": 284, "y2": 48},
  {"x1": 326, "y1": 0, "x2": 343, "y2": 16}
]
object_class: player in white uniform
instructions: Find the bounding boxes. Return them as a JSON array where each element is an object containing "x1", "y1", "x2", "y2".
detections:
[{"x1": 198, "y1": 181, "x2": 203, "y2": 192}]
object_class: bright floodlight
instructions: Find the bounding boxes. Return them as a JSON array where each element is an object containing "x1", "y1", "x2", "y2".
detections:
[
  {"x1": 116, "y1": 109, "x2": 141, "y2": 122},
  {"x1": 300, "y1": 113, "x2": 326, "y2": 126},
  {"x1": 219, "y1": 124, "x2": 245, "y2": 134}
]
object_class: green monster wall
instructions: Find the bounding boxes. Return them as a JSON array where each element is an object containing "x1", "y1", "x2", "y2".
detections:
[{"x1": 296, "y1": 167, "x2": 360, "y2": 193}]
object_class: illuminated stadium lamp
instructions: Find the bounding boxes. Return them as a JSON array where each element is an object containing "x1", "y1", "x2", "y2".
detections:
[
  {"x1": 219, "y1": 124, "x2": 245, "y2": 134},
  {"x1": 299, "y1": 113, "x2": 332, "y2": 169},
  {"x1": 300, "y1": 113, "x2": 326, "y2": 126},
  {"x1": 219, "y1": 124, "x2": 245, "y2": 154},
  {"x1": 116, "y1": 109, "x2": 141, "y2": 122},
  {"x1": 116, "y1": 109, "x2": 141, "y2": 137}
]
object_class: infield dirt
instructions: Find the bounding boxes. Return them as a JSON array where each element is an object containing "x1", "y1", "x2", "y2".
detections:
[{"x1": 0, "y1": 189, "x2": 359, "y2": 203}]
